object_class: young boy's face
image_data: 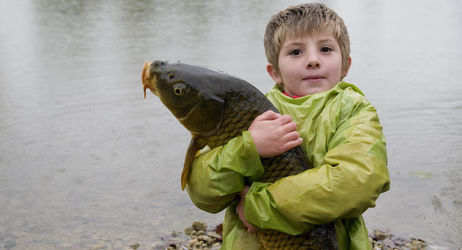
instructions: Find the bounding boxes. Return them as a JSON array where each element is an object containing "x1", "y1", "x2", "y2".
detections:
[{"x1": 267, "y1": 32, "x2": 349, "y2": 97}]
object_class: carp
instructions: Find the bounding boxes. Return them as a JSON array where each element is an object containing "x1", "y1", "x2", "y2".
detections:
[{"x1": 141, "y1": 60, "x2": 338, "y2": 249}]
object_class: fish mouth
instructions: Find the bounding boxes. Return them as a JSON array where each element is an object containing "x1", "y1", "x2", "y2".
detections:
[{"x1": 142, "y1": 61, "x2": 157, "y2": 98}]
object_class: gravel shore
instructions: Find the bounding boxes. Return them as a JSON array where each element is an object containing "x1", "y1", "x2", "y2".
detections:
[{"x1": 98, "y1": 221, "x2": 434, "y2": 250}]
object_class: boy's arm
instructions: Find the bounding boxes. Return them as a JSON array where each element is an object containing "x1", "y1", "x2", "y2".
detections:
[
  {"x1": 242, "y1": 105, "x2": 390, "y2": 235},
  {"x1": 186, "y1": 131, "x2": 264, "y2": 213},
  {"x1": 186, "y1": 110, "x2": 302, "y2": 214}
]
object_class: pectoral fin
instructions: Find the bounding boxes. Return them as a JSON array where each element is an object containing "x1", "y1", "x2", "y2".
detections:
[
  {"x1": 142, "y1": 61, "x2": 151, "y2": 99},
  {"x1": 181, "y1": 138, "x2": 201, "y2": 190}
]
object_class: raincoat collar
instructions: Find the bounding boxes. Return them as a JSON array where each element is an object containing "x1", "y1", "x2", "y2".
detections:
[{"x1": 269, "y1": 81, "x2": 365, "y2": 103}]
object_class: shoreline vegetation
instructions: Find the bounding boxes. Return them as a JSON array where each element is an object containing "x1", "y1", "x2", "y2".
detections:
[{"x1": 90, "y1": 221, "x2": 434, "y2": 250}]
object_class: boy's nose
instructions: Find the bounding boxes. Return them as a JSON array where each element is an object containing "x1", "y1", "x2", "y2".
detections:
[{"x1": 305, "y1": 55, "x2": 320, "y2": 69}]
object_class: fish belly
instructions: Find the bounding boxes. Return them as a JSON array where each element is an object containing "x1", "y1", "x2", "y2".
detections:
[{"x1": 256, "y1": 149, "x2": 338, "y2": 250}]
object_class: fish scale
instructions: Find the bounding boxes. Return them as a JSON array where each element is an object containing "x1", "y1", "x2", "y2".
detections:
[{"x1": 142, "y1": 61, "x2": 338, "y2": 249}]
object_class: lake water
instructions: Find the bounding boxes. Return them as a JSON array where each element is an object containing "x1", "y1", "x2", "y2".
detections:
[{"x1": 1, "y1": 0, "x2": 461, "y2": 249}]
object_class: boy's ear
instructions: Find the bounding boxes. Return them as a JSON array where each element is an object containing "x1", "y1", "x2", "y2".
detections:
[
  {"x1": 344, "y1": 57, "x2": 352, "y2": 78},
  {"x1": 266, "y1": 64, "x2": 282, "y2": 84}
]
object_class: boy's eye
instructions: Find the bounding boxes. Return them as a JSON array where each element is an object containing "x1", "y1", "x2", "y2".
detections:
[
  {"x1": 289, "y1": 49, "x2": 302, "y2": 56},
  {"x1": 321, "y1": 46, "x2": 332, "y2": 52}
]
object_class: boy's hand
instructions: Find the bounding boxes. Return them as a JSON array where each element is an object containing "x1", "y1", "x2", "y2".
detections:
[
  {"x1": 249, "y1": 110, "x2": 302, "y2": 158},
  {"x1": 236, "y1": 186, "x2": 257, "y2": 234}
]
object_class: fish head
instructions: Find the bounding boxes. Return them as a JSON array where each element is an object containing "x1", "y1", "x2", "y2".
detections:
[{"x1": 142, "y1": 60, "x2": 225, "y2": 137}]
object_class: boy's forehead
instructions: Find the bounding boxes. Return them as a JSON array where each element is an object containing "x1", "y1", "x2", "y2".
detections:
[{"x1": 281, "y1": 30, "x2": 338, "y2": 45}]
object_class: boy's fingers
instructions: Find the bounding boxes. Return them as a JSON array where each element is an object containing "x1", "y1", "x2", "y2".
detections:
[
  {"x1": 281, "y1": 121, "x2": 297, "y2": 133},
  {"x1": 283, "y1": 138, "x2": 303, "y2": 152},
  {"x1": 247, "y1": 224, "x2": 257, "y2": 234},
  {"x1": 256, "y1": 110, "x2": 281, "y2": 121},
  {"x1": 282, "y1": 131, "x2": 300, "y2": 142},
  {"x1": 276, "y1": 114, "x2": 294, "y2": 125}
]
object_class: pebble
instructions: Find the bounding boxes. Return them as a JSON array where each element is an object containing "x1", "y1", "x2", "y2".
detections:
[
  {"x1": 129, "y1": 242, "x2": 140, "y2": 249},
  {"x1": 4, "y1": 240, "x2": 16, "y2": 250},
  {"x1": 90, "y1": 243, "x2": 106, "y2": 250},
  {"x1": 191, "y1": 221, "x2": 208, "y2": 232},
  {"x1": 370, "y1": 229, "x2": 428, "y2": 250},
  {"x1": 150, "y1": 221, "x2": 222, "y2": 250}
]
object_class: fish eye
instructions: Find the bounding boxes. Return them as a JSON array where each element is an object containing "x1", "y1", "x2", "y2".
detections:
[
  {"x1": 174, "y1": 88, "x2": 182, "y2": 96},
  {"x1": 173, "y1": 83, "x2": 185, "y2": 96}
]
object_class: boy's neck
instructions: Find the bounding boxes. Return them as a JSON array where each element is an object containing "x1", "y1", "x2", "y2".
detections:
[{"x1": 282, "y1": 92, "x2": 301, "y2": 99}]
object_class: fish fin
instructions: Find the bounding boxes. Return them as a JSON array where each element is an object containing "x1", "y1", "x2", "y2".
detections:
[
  {"x1": 181, "y1": 138, "x2": 200, "y2": 190},
  {"x1": 196, "y1": 92, "x2": 225, "y2": 135},
  {"x1": 142, "y1": 61, "x2": 151, "y2": 99}
]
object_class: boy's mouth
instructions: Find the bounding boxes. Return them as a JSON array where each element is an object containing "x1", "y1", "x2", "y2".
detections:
[{"x1": 303, "y1": 75, "x2": 325, "y2": 82}]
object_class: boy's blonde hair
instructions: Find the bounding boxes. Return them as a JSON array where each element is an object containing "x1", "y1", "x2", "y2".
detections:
[{"x1": 264, "y1": 3, "x2": 350, "y2": 77}]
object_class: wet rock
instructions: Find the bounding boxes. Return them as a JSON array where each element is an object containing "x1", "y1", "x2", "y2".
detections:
[
  {"x1": 166, "y1": 242, "x2": 181, "y2": 250},
  {"x1": 171, "y1": 230, "x2": 180, "y2": 237},
  {"x1": 211, "y1": 242, "x2": 221, "y2": 249},
  {"x1": 191, "y1": 221, "x2": 207, "y2": 232},
  {"x1": 155, "y1": 222, "x2": 435, "y2": 250},
  {"x1": 4, "y1": 240, "x2": 16, "y2": 250},
  {"x1": 151, "y1": 238, "x2": 187, "y2": 250},
  {"x1": 150, "y1": 221, "x2": 223, "y2": 249},
  {"x1": 129, "y1": 242, "x2": 140, "y2": 249},
  {"x1": 370, "y1": 229, "x2": 428, "y2": 250},
  {"x1": 193, "y1": 230, "x2": 205, "y2": 236},
  {"x1": 179, "y1": 221, "x2": 223, "y2": 249},
  {"x1": 90, "y1": 243, "x2": 106, "y2": 250},
  {"x1": 184, "y1": 226, "x2": 193, "y2": 236},
  {"x1": 382, "y1": 238, "x2": 396, "y2": 248},
  {"x1": 406, "y1": 238, "x2": 428, "y2": 250},
  {"x1": 373, "y1": 229, "x2": 390, "y2": 241},
  {"x1": 391, "y1": 236, "x2": 408, "y2": 247},
  {"x1": 206, "y1": 232, "x2": 222, "y2": 241}
]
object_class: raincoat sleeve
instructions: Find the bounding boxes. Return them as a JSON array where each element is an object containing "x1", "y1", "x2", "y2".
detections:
[
  {"x1": 186, "y1": 131, "x2": 264, "y2": 213},
  {"x1": 243, "y1": 104, "x2": 390, "y2": 235}
]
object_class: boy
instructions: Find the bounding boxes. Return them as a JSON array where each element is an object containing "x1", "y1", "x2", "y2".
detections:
[{"x1": 186, "y1": 3, "x2": 390, "y2": 249}]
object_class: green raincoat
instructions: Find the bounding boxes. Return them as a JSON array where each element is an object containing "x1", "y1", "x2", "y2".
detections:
[{"x1": 186, "y1": 82, "x2": 390, "y2": 249}]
